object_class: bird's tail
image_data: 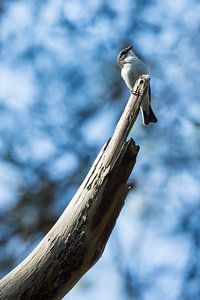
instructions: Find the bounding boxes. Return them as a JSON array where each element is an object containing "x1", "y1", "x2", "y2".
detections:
[{"x1": 141, "y1": 105, "x2": 157, "y2": 126}]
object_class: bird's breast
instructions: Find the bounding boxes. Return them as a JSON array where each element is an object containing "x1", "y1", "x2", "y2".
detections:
[{"x1": 121, "y1": 64, "x2": 137, "y2": 90}]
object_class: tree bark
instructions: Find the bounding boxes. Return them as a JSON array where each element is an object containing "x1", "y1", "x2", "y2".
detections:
[{"x1": 0, "y1": 75, "x2": 150, "y2": 300}]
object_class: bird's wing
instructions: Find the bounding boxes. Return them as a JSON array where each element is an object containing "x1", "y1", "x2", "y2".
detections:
[{"x1": 148, "y1": 84, "x2": 151, "y2": 102}]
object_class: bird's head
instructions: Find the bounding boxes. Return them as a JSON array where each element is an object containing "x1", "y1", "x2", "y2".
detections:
[{"x1": 117, "y1": 45, "x2": 134, "y2": 68}]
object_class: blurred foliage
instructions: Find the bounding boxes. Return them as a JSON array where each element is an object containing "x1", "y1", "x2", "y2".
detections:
[{"x1": 0, "y1": 0, "x2": 200, "y2": 299}]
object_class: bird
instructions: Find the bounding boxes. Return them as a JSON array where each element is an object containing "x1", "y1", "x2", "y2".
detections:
[{"x1": 117, "y1": 45, "x2": 157, "y2": 126}]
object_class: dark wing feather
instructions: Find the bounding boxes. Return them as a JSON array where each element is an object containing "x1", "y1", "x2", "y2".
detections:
[{"x1": 148, "y1": 84, "x2": 151, "y2": 102}]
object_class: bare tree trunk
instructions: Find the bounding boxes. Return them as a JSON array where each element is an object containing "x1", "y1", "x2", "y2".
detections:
[{"x1": 0, "y1": 75, "x2": 150, "y2": 300}]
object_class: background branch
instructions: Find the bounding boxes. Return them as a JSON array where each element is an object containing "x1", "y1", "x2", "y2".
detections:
[{"x1": 0, "y1": 75, "x2": 150, "y2": 300}]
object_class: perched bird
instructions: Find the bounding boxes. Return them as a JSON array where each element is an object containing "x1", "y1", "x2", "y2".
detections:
[{"x1": 117, "y1": 45, "x2": 157, "y2": 126}]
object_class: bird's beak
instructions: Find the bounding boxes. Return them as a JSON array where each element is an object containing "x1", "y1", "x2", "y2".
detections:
[{"x1": 127, "y1": 44, "x2": 133, "y2": 51}]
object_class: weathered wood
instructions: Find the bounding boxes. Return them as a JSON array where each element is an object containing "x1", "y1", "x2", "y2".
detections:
[{"x1": 0, "y1": 75, "x2": 150, "y2": 300}]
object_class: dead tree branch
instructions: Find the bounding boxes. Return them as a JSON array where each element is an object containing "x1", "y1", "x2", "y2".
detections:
[{"x1": 0, "y1": 75, "x2": 150, "y2": 300}]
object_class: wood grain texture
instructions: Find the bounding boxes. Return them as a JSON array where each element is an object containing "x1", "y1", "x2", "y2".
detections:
[{"x1": 0, "y1": 75, "x2": 150, "y2": 300}]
